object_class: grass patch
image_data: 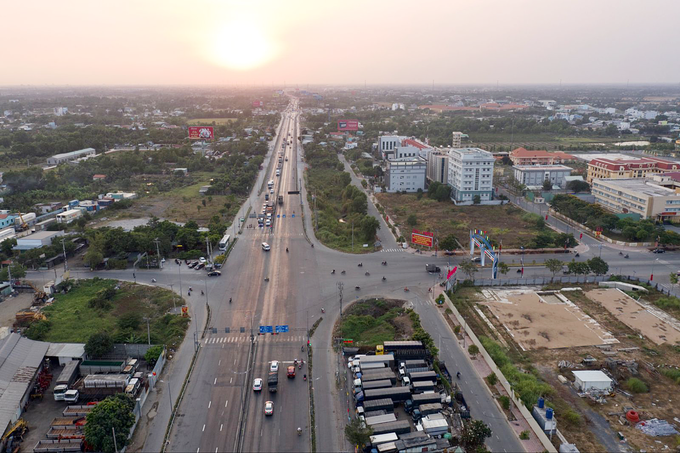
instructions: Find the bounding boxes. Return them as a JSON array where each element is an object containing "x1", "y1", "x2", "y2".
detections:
[
  {"x1": 338, "y1": 299, "x2": 411, "y2": 347},
  {"x1": 626, "y1": 377, "x2": 649, "y2": 393},
  {"x1": 25, "y1": 278, "x2": 188, "y2": 348},
  {"x1": 661, "y1": 368, "x2": 680, "y2": 385}
]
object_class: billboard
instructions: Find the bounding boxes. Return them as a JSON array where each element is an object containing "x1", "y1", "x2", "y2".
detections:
[
  {"x1": 411, "y1": 229, "x2": 434, "y2": 247},
  {"x1": 188, "y1": 126, "x2": 214, "y2": 140},
  {"x1": 338, "y1": 119, "x2": 359, "y2": 131},
  {"x1": 252, "y1": 100, "x2": 263, "y2": 108}
]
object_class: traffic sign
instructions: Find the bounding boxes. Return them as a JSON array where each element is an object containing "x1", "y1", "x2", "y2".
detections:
[
  {"x1": 283, "y1": 215, "x2": 286, "y2": 218},
  {"x1": 275, "y1": 325, "x2": 289, "y2": 333},
  {"x1": 292, "y1": 214, "x2": 295, "y2": 218},
  {"x1": 259, "y1": 325, "x2": 273, "y2": 334},
  {"x1": 277, "y1": 214, "x2": 280, "y2": 218},
  {"x1": 343, "y1": 339, "x2": 354, "y2": 344}
]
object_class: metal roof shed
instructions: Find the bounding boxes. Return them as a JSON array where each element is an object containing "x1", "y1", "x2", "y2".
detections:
[{"x1": 572, "y1": 370, "x2": 613, "y2": 392}]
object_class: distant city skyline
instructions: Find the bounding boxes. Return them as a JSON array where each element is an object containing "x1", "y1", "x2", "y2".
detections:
[{"x1": 4, "y1": 0, "x2": 680, "y2": 86}]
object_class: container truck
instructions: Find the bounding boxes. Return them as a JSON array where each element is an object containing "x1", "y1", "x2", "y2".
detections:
[
  {"x1": 380, "y1": 341, "x2": 428, "y2": 360},
  {"x1": 455, "y1": 391, "x2": 471, "y2": 418},
  {"x1": 363, "y1": 387, "x2": 411, "y2": 403},
  {"x1": 278, "y1": 195, "x2": 283, "y2": 205},
  {"x1": 408, "y1": 371, "x2": 437, "y2": 382},
  {"x1": 411, "y1": 402, "x2": 443, "y2": 422},
  {"x1": 359, "y1": 369, "x2": 396, "y2": 384},
  {"x1": 358, "y1": 398, "x2": 394, "y2": 412},
  {"x1": 361, "y1": 379, "x2": 393, "y2": 391},
  {"x1": 425, "y1": 264, "x2": 440, "y2": 273},
  {"x1": 267, "y1": 371, "x2": 278, "y2": 393},
  {"x1": 359, "y1": 354, "x2": 394, "y2": 368},
  {"x1": 405, "y1": 392, "x2": 443, "y2": 413},
  {"x1": 411, "y1": 380, "x2": 435, "y2": 393},
  {"x1": 370, "y1": 432, "x2": 399, "y2": 446},
  {"x1": 365, "y1": 413, "x2": 397, "y2": 426},
  {"x1": 53, "y1": 361, "x2": 81, "y2": 401},
  {"x1": 360, "y1": 362, "x2": 386, "y2": 372},
  {"x1": 370, "y1": 420, "x2": 411, "y2": 435}
]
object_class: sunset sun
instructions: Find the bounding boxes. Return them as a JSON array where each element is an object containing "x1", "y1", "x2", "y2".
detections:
[{"x1": 208, "y1": 18, "x2": 278, "y2": 71}]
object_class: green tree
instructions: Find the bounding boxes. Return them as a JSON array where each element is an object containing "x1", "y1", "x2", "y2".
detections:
[
  {"x1": 544, "y1": 259, "x2": 563, "y2": 278},
  {"x1": 84, "y1": 394, "x2": 136, "y2": 453},
  {"x1": 468, "y1": 344, "x2": 480, "y2": 357},
  {"x1": 462, "y1": 419, "x2": 492, "y2": 449},
  {"x1": 587, "y1": 257, "x2": 609, "y2": 276},
  {"x1": 85, "y1": 332, "x2": 114, "y2": 358},
  {"x1": 344, "y1": 416, "x2": 373, "y2": 449},
  {"x1": 407, "y1": 214, "x2": 418, "y2": 226},
  {"x1": 360, "y1": 216, "x2": 380, "y2": 242},
  {"x1": 434, "y1": 184, "x2": 451, "y2": 202},
  {"x1": 542, "y1": 179, "x2": 552, "y2": 191},
  {"x1": 0, "y1": 264, "x2": 27, "y2": 281},
  {"x1": 498, "y1": 262, "x2": 509, "y2": 275},
  {"x1": 439, "y1": 234, "x2": 457, "y2": 251},
  {"x1": 670, "y1": 273, "x2": 678, "y2": 286},
  {"x1": 566, "y1": 180, "x2": 590, "y2": 193},
  {"x1": 84, "y1": 249, "x2": 104, "y2": 270},
  {"x1": 459, "y1": 260, "x2": 478, "y2": 280},
  {"x1": 144, "y1": 345, "x2": 164, "y2": 366},
  {"x1": 567, "y1": 261, "x2": 590, "y2": 275},
  {"x1": 473, "y1": 195, "x2": 481, "y2": 204}
]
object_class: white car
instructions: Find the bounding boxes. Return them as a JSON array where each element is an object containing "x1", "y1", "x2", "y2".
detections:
[
  {"x1": 269, "y1": 360, "x2": 279, "y2": 372},
  {"x1": 270, "y1": 189, "x2": 274, "y2": 194},
  {"x1": 265, "y1": 220, "x2": 271, "y2": 227},
  {"x1": 262, "y1": 242, "x2": 271, "y2": 251},
  {"x1": 264, "y1": 400, "x2": 274, "y2": 416},
  {"x1": 253, "y1": 378, "x2": 263, "y2": 392},
  {"x1": 199, "y1": 257, "x2": 207, "y2": 264}
]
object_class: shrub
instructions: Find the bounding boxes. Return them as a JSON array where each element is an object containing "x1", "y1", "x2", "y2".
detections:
[
  {"x1": 519, "y1": 430, "x2": 530, "y2": 440},
  {"x1": 499, "y1": 395, "x2": 510, "y2": 410},
  {"x1": 118, "y1": 312, "x2": 142, "y2": 330},
  {"x1": 487, "y1": 373, "x2": 498, "y2": 386},
  {"x1": 468, "y1": 344, "x2": 480, "y2": 356},
  {"x1": 563, "y1": 409, "x2": 582, "y2": 427},
  {"x1": 144, "y1": 345, "x2": 164, "y2": 366},
  {"x1": 85, "y1": 332, "x2": 114, "y2": 358},
  {"x1": 626, "y1": 377, "x2": 649, "y2": 393},
  {"x1": 661, "y1": 368, "x2": 680, "y2": 385}
]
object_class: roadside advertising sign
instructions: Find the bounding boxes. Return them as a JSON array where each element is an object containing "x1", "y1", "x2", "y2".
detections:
[
  {"x1": 252, "y1": 100, "x2": 263, "y2": 108},
  {"x1": 337, "y1": 119, "x2": 359, "y2": 131},
  {"x1": 188, "y1": 126, "x2": 214, "y2": 140},
  {"x1": 411, "y1": 229, "x2": 434, "y2": 247}
]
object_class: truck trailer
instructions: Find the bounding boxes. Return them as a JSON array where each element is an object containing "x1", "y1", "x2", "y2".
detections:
[
  {"x1": 408, "y1": 371, "x2": 437, "y2": 382},
  {"x1": 370, "y1": 420, "x2": 411, "y2": 435},
  {"x1": 363, "y1": 387, "x2": 411, "y2": 403},
  {"x1": 361, "y1": 379, "x2": 393, "y2": 391}
]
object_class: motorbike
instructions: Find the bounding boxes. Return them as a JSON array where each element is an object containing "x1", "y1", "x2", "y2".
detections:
[
  {"x1": 624, "y1": 254, "x2": 629, "y2": 259},
  {"x1": 382, "y1": 276, "x2": 386, "y2": 281},
  {"x1": 298, "y1": 362, "x2": 302, "y2": 370},
  {"x1": 575, "y1": 253, "x2": 580, "y2": 257},
  {"x1": 286, "y1": 248, "x2": 289, "y2": 253},
  {"x1": 365, "y1": 272, "x2": 370, "y2": 276},
  {"x1": 619, "y1": 251, "x2": 623, "y2": 256},
  {"x1": 201, "y1": 290, "x2": 204, "y2": 296},
  {"x1": 297, "y1": 428, "x2": 302, "y2": 436},
  {"x1": 229, "y1": 298, "x2": 232, "y2": 304},
  {"x1": 516, "y1": 269, "x2": 522, "y2": 273},
  {"x1": 331, "y1": 270, "x2": 335, "y2": 275},
  {"x1": 303, "y1": 374, "x2": 307, "y2": 381},
  {"x1": 355, "y1": 286, "x2": 361, "y2": 290},
  {"x1": 381, "y1": 261, "x2": 387, "y2": 266},
  {"x1": 321, "y1": 308, "x2": 325, "y2": 313},
  {"x1": 358, "y1": 263, "x2": 363, "y2": 267},
  {"x1": 341, "y1": 270, "x2": 346, "y2": 274},
  {"x1": 456, "y1": 372, "x2": 461, "y2": 379},
  {"x1": 152, "y1": 278, "x2": 156, "y2": 283},
  {"x1": 264, "y1": 277, "x2": 270, "y2": 282},
  {"x1": 404, "y1": 287, "x2": 409, "y2": 292}
]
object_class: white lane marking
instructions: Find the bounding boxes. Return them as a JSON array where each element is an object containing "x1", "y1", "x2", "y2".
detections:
[
  {"x1": 220, "y1": 424, "x2": 223, "y2": 432},
  {"x1": 202, "y1": 424, "x2": 206, "y2": 432},
  {"x1": 214, "y1": 377, "x2": 217, "y2": 385},
  {"x1": 218, "y1": 360, "x2": 221, "y2": 366},
  {"x1": 230, "y1": 377, "x2": 233, "y2": 384},
  {"x1": 208, "y1": 401, "x2": 211, "y2": 408},
  {"x1": 225, "y1": 400, "x2": 229, "y2": 408},
  {"x1": 234, "y1": 358, "x2": 237, "y2": 365},
  {"x1": 197, "y1": 449, "x2": 200, "y2": 453}
]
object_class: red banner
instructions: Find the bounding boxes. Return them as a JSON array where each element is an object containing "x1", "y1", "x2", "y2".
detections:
[
  {"x1": 411, "y1": 229, "x2": 434, "y2": 247},
  {"x1": 188, "y1": 126, "x2": 214, "y2": 140},
  {"x1": 446, "y1": 267, "x2": 458, "y2": 280},
  {"x1": 338, "y1": 120, "x2": 359, "y2": 131},
  {"x1": 252, "y1": 100, "x2": 263, "y2": 107}
]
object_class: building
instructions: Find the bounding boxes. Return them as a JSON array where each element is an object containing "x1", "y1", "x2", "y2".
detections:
[
  {"x1": 92, "y1": 174, "x2": 106, "y2": 181},
  {"x1": 591, "y1": 178, "x2": 680, "y2": 221},
  {"x1": 0, "y1": 214, "x2": 15, "y2": 229},
  {"x1": 587, "y1": 156, "x2": 680, "y2": 183},
  {"x1": 378, "y1": 135, "x2": 403, "y2": 159},
  {"x1": 106, "y1": 191, "x2": 137, "y2": 201},
  {"x1": 386, "y1": 158, "x2": 427, "y2": 193},
  {"x1": 447, "y1": 148, "x2": 495, "y2": 204},
  {"x1": 14, "y1": 230, "x2": 65, "y2": 250},
  {"x1": 509, "y1": 147, "x2": 576, "y2": 166},
  {"x1": 426, "y1": 151, "x2": 449, "y2": 184},
  {"x1": 513, "y1": 165, "x2": 573, "y2": 189},
  {"x1": 0, "y1": 228, "x2": 15, "y2": 245},
  {"x1": 56, "y1": 209, "x2": 82, "y2": 223},
  {"x1": 572, "y1": 370, "x2": 613, "y2": 392},
  {"x1": 47, "y1": 148, "x2": 96, "y2": 165},
  {"x1": 451, "y1": 131, "x2": 464, "y2": 148},
  {"x1": 0, "y1": 333, "x2": 50, "y2": 439},
  {"x1": 78, "y1": 200, "x2": 98, "y2": 212}
]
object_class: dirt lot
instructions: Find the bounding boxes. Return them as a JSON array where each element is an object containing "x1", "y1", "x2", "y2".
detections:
[
  {"x1": 0, "y1": 292, "x2": 34, "y2": 329},
  {"x1": 481, "y1": 289, "x2": 617, "y2": 349},
  {"x1": 375, "y1": 194, "x2": 539, "y2": 249}
]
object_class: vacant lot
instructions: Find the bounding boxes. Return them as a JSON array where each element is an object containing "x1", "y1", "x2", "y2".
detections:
[
  {"x1": 376, "y1": 193, "x2": 541, "y2": 249},
  {"x1": 335, "y1": 298, "x2": 413, "y2": 347},
  {"x1": 188, "y1": 118, "x2": 238, "y2": 125},
  {"x1": 25, "y1": 279, "x2": 188, "y2": 348}
]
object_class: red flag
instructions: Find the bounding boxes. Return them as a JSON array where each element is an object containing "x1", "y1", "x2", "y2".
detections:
[{"x1": 446, "y1": 267, "x2": 458, "y2": 280}]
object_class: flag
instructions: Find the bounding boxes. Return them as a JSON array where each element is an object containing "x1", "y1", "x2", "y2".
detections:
[{"x1": 447, "y1": 266, "x2": 458, "y2": 280}]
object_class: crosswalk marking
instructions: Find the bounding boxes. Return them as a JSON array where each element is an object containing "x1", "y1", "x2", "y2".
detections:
[
  {"x1": 381, "y1": 248, "x2": 406, "y2": 253},
  {"x1": 204, "y1": 334, "x2": 306, "y2": 345}
]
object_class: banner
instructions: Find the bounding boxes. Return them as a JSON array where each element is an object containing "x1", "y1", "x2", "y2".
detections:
[
  {"x1": 446, "y1": 266, "x2": 458, "y2": 280},
  {"x1": 338, "y1": 119, "x2": 359, "y2": 131},
  {"x1": 188, "y1": 126, "x2": 214, "y2": 140},
  {"x1": 411, "y1": 229, "x2": 434, "y2": 247}
]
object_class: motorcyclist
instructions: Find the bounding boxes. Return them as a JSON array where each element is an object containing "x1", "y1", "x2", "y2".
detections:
[
  {"x1": 229, "y1": 297, "x2": 232, "y2": 304},
  {"x1": 286, "y1": 247, "x2": 289, "y2": 253}
]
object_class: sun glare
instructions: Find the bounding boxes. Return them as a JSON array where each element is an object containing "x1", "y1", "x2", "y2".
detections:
[{"x1": 209, "y1": 19, "x2": 278, "y2": 71}]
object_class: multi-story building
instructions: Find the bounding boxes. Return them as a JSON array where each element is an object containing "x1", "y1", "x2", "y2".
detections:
[
  {"x1": 586, "y1": 156, "x2": 680, "y2": 183},
  {"x1": 447, "y1": 148, "x2": 495, "y2": 204},
  {"x1": 591, "y1": 178, "x2": 680, "y2": 221},
  {"x1": 427, "y1": 150, "x2": 449, "y2": 184},
  {"x1": 0, "y1": 214, "x2": 16, "y2": 229},
  {"x1": 513, "y1": 165, "x2": 573, "y2": 189},
  {"x1": 378, "y1": 135, "x2": 403, "y2": 159},
  {"x1": 509, "y1": 147, "x2": 575, "y2": 166},
  {"x1": 47, "y1": 148, "x2": 96, "y2": 165},
  {"x1": 451, "y1": 132, "x2": 464, "y2": 149},
  {"x1": 386, "y1": 158, "x2": 427, "y2": 193}
]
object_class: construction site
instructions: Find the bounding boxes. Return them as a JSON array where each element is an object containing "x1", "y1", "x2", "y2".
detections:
[{"x1": 450, "y1": 282, "x2": 680, "y2": 452}]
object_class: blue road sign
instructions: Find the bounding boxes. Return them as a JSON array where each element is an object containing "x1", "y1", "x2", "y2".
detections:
[
  {"x1": 283, "y1": 215, "x2": 286, "y2": 218},
  {"x1": 275, "y1": 325, "x2": 289, "y2": 333},
  {"x1": 259, "y1": 325, "x2": 273, "y2": 334},
  {"x1": 292, "y1": 214, "x2": 295, "y2": 218},
  {"x1": 277, "y1": 214, "x2": 280, "y2": 218}
]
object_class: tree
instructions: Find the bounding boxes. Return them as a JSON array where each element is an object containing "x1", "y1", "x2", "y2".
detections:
[
  {"x1": 567, "y1": 261, "x2": 590, "y2": 275},
  {"x1": 84, "y1": 394, "x2": 136, "y2": 453},
  {"x1": 498, "y1": 262, "x2": 509, "y2": 275},
  {"x1": 440, "y1": 234, "x2": 457, "y2": 251},
  {"x1": 459, "y1": 260, "x2": 478, "y2": 280},
  {"x1": 407, "y1": 214, "x2": 418, "y2": 226},
  {"x1": 670, "y1": 273, "x2": 678, "y2": 286},
  {"x1": 84, "y1": 249, "x2": 104, "y2": 270},
  {"x1": 566, "y1": 180, "x2": 590, "y2": 193},
  {"x1": 144, "y1": 345, "x2": 164, "y2": 366},
  {"x1": 473, "y1": 194, "x2": 481, "y2": 204},
  {"x1": 344, "y1": 416, "x2": 373, "y2": 449},
  {"x1": 544, "y1": 259, "x2": 564, "y2": 278},
  {"x1": 542, "y1": 179, "x2": 552, "y2": 191},
  {"x1": 587, "y1": 257, "x2": 609, "y2": 276},
  {"x1": 0, "y1": 264, "x2": 27, "y2": 281},
  {"x1": 85, "y1": 332, "x2": 113, "y2": 358},
  {"x1": 434, "y1": 184, "x2": 451, "y2": 202},
  {"x1": 360, "y1": 216, "x2": 380, "y2": 242},
  {"x1": 468, "y1": 344, "x2": 480, "y2": 357},
  {"x1": 462, "y1": 419, "x2": 492, "y2": 449}
]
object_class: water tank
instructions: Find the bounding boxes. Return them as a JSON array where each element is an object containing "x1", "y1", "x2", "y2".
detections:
[
  {"x1": 538, "y1": 397, "x2": 545, "y2": 408},
  {"x1": 546, "y1": 408, "x2": 554, "y2": 420}
]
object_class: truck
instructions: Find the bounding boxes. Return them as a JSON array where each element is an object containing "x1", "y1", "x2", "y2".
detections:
[
  {"x1": 370, "y1": 420, "x2": 411, "y2": 435},
  {"x1": 425, "y1": 264, "x2": 440, "y2": 273},
  {"x1": 418, "y1": 415, "x2": 449, "y2": 436},
  {"x1": 408, "y1": 371, "x2": 437, "y2": 382},
  {"x1": 79, "y1": 360, "x2": 124, "y2": 375},
  {"x1": 365, "y1": 413, "x2": 397, "y2": 426},
  {"x1": 411, "y1": 380, "x2": 435, "y2": 393},
  {"x1": 357, "y1": 398, "x2": 394, "y2": 412},
  {"x1": 361, "y1": 379, "x2": 393, "y2": 391},
  {"x1": 405, "y1": 392, "x2": 443, "y2": 413},
  {"x1": 363, "y1": 387, "x2": 411, "y2": 403},
  {"x1": 455, "y1": 391, "x2": 470, "y2": 419},
  {"x1": 359, "y1": 370, "x2": 397, "y2": 384},
  {"x1": 267, "y1": 371, "x2": 278, "y2": 393},
  {"x1": 278, "y1": 195, "x2": 283, "y2": 205},
  {"x1": 370, "y1": 432, "x2": 399, "y2": 446},
  {"x1": 411, "y1": 402, "x2": 443, "y2": 422},
  {"x1": 53, "y1": 361, "x2": 81, "y2": 401},
  {"x1": 382, "y1": 341, "x2": 428, "y2": 360},
  {"x1": 73, "y1": 374, "x2": 129, "y2": 401},
  {"x1": 359, "y1": 354, "x2": 394, "y2": 368},
  {"x1": 268, "y1": 180, "x2": 274, "y2": 189},
  {"x1": 360, "y1": 362, "x2": 387, "y2": 372}
]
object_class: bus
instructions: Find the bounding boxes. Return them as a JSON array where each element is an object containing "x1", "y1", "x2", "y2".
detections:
[{"x1": 218, "y1": 234, "x2": 231, "y2": 251}]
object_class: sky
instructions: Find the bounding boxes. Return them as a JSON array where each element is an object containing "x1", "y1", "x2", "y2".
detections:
[{"x1": 4, "y1": 0, "x2": 680, "y2": 86}]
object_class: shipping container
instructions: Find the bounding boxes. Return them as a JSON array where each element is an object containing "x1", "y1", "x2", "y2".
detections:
[
  {"x1": 359, "y1": 370, "x2": 397, "y2": 384},
  {"x1": 370, "y1": 420, "x2": 411, "y2": 435},
  {"x1": 411, "y1": 380, "x2": 435, "y2": 393},
  {"x1": 363, "y1": 387, "x2": 411, "y2": 403},
  {"x1": 361, "y1": 379, "x2": 393, "y2": 391},
  {"x1": 408, "y1": 371, "x2": 437, "y2": 382},
  {"x1": 360, "y1": 398, "x2": 394, "y2": 412},
  {"x1": 365, "y1": 413, "x2": 397, "y2": 426},
  {"x1": 370, "y1": 432, "x2": 398, "y2": 446},
  {"x1": 410, "y1": 392, "x2": 443, "y2": 406}
]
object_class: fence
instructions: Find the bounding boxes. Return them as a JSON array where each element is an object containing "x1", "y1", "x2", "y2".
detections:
[
  {"x1": 439, "y1": 290, "x2": 558, "y2": 453},
  {"x1": 469, "y1": 275, "x2": 608, "y2": 287}
]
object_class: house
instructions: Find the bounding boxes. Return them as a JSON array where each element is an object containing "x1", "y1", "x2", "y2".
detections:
[
  {"x1": 47, "y1": 148, "x2": 96, "y2": 165},
  {"x1": 426, "y1": 150, "x2": 449, "y2": 185},
  {"x1": 586, "y1": 156, "x2": 679, "y2": 183},
  {"x1": 510, "y1": 148, "x2": 576, "y2": 166},
  {"x1": 513, "y1": 165, "x2": 573, "y2": 189},
  {"x1": 447, "y1": 148, "x2": 495, "y2": 204},
  {"x1": 92, "y1": 174, "x2": 106, "y2": 181},
  {"x1": 572, "y1": 370, "x2": 613, "y2": 392}
]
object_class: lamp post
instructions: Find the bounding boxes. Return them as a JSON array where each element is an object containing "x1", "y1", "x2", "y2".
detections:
[{"x1": 651, "y1": 258, "x2": 659, "y2": 282}]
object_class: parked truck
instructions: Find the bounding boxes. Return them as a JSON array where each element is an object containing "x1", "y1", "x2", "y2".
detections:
[
  {"x1": 411, "y1": 380, "x2": 436, "y2": 393},
  {"x1": 357, "y1": 398, "x2": 394, "y2": 412},
  {"x1": 455, "y1": 391, "x2": 471, "y2": 419},
  {"x1": 363, "y1": 387, "x2": 411, "y2": 403},
  {"x1": 365, "y1": 413, "x2": 397, "y2": 426},
  {"x1": 53, "y1": 361, "x2": 81, "y2": 401},
  {"x1": 370, "y1": 420, "x2": 411, "y2": 435},
  {"x1": 411, "y1": 402, "x2": 443, "y2": 422},
  {"x1": 381, "y1": 341, "x2": 428, "y2": 360},
  {"x1": 408, "y1": 370, "x2": 437, "y2": 382},
  {"x1": 359, "y1": 369, "x2": 397, "y2": 384},
  {"x1": 268, "y1": 371, "x2": 278, "y2": 393},
  {"x1": 278, "y1": 195, "x2": 283, "y2": 205},
  {"x1": 425, "y1": 264, "x2": 440, "y2": 273},
  {"x1": 405, "y1": 392, "x2": 443, "y2": 413},
  {"x1": 361, "y1": 379, "x2": 393, "y2": 391}
]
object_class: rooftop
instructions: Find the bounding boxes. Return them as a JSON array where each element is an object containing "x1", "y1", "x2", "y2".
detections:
[
  {"x1": 17, "y1": 230, "x2": 63, "y2": 241},
  {"x1": 401, "y1": 138, "x2": 431, "y2": 150},
  {"x1": 511, "y1": 147, "x2": 575, "y2": 159},
  {"x1": 449, "y1": 147, "x2": 494, "y2": 159},
  {"x1": 50, "y1": 148, "x2": 95, "y2": 160},
  {"x1": 593, "y1": 178, "x2": 678, "y2": 197},
  {"x1": 513, "y1": 164, "x2": 573, "y2": 171},
  {"x1": 589, "y1": 155, "x2": 679, "y2": 171},
  {"x1": 572, "y1": 370, "x2": 612, "y2": 383}
]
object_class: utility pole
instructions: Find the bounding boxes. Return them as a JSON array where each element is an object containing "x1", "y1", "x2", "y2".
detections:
[
  {"x1": 112, "y1": 427, "x2": 118, "y2": 453},
  {"x1": 351, "y1": 221, "x2": 354, "y2": 252},
  {"x1": 7, "y1": 262, "x2": 12, "y2": 291},
  {"x1": 178, "y1": 263, "x2": 183, "y2": 297},
  {"x1": 62, "y1": 239, "x2": 68, "y2": 272},
  {"x1": 154, "y1": 238, "x2": 162, "y2": 268},
  {"x1": 144, "y1": 317, "x2": 151, "y2": 345},
  {"x1": 337, "y1": 281, "x2": 344, "y2": 318}
]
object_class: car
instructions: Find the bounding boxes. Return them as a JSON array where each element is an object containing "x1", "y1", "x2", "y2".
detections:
[
  {"x1": 471, "y1": 257, "x2": 481, "y2": 263},
  {"x1": 253, "y1": 378, "x2": 263, "y2": 392},
  {"x1": 205, "y1": 263, "x2": 214, "y2": 271},
  {"x1": 652, "y1": 248, "x2": 665, "y2": 253},
  {"x1": 199, "y1": 257, "x2": 207, "y2": 264},
  {"x1": 262, "y1": 242, "x2": 271, "y2": 251},
  {"x1": 265, "y1": 220, "x2": 271, "y2": 227},
  {"x1": 195, "y1": 263, "x2": 205, "y2": 270},
  {"x1": 270, "y1": 189, "x2": 274, "y2": 194},
  {"x1": 214, "y1": 263, "x2": 222, "y2": 269},
  {"x1": 265, "y1": 194, "x2": 269, "y2": 201},
  {"x1": 269, "y1": 360, "x2": 279, "y2": 372},
  {"x1": 264, "y1": 401, "x2": 274, "y2": 416},
  {"x1": 188, "y1": 262, "x2": 197, "y2": 269},
  {"x1": 207, "y1": 271, "x2": 221, "y2": 277},
  {"x1": 287, "y1": 366, "x2": 296, "y2": 378}
]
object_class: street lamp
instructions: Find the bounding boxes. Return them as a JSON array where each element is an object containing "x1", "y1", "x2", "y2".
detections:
[{"x1": 651, "y1": 258, "x2": 659, "y2": 282}]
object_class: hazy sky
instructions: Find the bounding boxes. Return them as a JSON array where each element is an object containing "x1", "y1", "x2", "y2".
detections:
[{"x1": 4, "y1": 0, "x2": 680, "y2": 86}]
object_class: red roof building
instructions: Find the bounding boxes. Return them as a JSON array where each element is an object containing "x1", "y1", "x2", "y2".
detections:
[
  {"x1": 509, "y1": 147, "x2": 576, "y2": 165},
  {"x1": 587, "y1": 156, "x2": 680, "y2": 183}
]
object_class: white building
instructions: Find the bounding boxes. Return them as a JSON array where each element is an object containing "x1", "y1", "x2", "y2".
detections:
[
  {"x1": 447, "y1": 148, "x2": 495, "y2": 204},
  {"x1": 451, "y1": 131, "x2": 464, "y2": 149},
  {"x1": 47, "y1": 148, "x2": 95, "y2": 165},
  {"x1": 572, "y1": 370, "x2": 613, "y2": 392},
  {"x1": 513, "y1": 165, "x2": 573, "y2": 189},
  {"x1": 591, "y1": 178, "x2": 680, "y2": 221},
  {"x1": 426, "y1": 150, "x2": 449, "y2": 184},
  {"x1": 14, "y1": 231, "x2": 65, "y2": 250},
  {"x1": 386, "y1": 158, "x2": 427, "y2": 193},
  {"x1": 378, "y1": 135, "x2": 403, "y2": 159}
]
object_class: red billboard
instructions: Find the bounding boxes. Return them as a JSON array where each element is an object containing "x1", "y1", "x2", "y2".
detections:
[
  {"x1": 252, "y1": 100, "x2": 263, "y2": 108},
  {"x1": 411, "y1": 229, "x2": 434, "y2": 247},
  {"x1": 188, "y1": 126, "x2": 214, "y2": 140},
  {"x1": 338, "y1": 120, "x2": 359, "y2": 131}
]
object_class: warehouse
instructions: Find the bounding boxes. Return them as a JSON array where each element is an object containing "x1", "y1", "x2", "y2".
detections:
[
  {"x1": 13, "y1": 231, "x2": 64, "y2": 250},
  {"x1": 47, "y1": 148, "x2": 96, "y2": 165}
]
